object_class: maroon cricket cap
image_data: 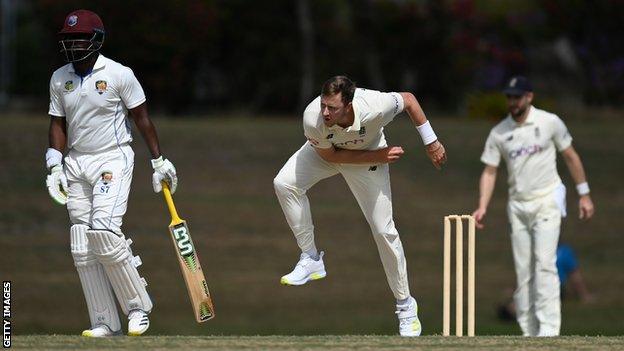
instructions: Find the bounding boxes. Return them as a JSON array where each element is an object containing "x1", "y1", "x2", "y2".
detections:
[{"x1": 59, "y1": 10, "x2": 104, "y2": 34}]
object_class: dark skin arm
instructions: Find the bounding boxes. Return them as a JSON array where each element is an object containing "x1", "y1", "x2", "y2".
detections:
[
  {"x1": 128, "y1": 102, "x2": 162, "y2": 159},
  {"x1": 48, "y1": 116, "x2": 67, "y2": 155}
]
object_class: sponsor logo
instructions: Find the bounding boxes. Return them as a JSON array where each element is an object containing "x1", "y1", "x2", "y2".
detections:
[
  {"x1": 173, "y1": 225, "x2": 194, "y2": 256},
  {"x1": 307, "y1": 137, "x2": 319, "y2": 146},
  {"x1": 509, "y1": 144, "x2": 543, "y2": 160},
  {"x1": 359, "y1": 126, "x2": 366, "y2": 136},
  {"x1": 368, "y1": 166, "x2": 377, "y2": 171},
  {"x1": 535, "y1": 127, "x2": 540, "y2": 138},
  {"x1": 68, "y1": 15, "x2": 78, "y2": 27},
  {"x1": 506, "y1": 134, "x2": 513, "y2": 142},
  {"x1": 334, "y1": 139, "x2": 365, "y2": 147},
  {"x1": 95, "y1": 80, "x2": 107, "y2": 95},
  {"x1": 64, "y1": 80, "x2": 74, "y2": 91}
]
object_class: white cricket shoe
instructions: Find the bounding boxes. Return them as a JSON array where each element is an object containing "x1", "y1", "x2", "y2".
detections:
[
  {"x1": 280, "y1": 251, "x2": 326, "y2": 286},
  {"x1": 127, "y1": 310, "x2": 150, "y2": 336},
  {"x1": 81, "y1": 325, "x2": 116, "y2": 337},
  {"x1": 396, "y1": 297, "x2": 422, "y2": 337}
]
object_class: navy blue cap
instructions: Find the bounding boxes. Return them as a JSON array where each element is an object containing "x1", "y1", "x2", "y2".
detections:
[{"x1": 502, "y1": 76, "x2": 533, "y2": 96}]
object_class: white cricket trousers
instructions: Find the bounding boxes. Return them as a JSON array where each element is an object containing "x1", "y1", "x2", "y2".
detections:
[
  {"x1": 64, "y1": 144, "x2": 134, "y2": 233},
  {"x1": 273, "y1": 144, "x2": 411, "y2": 300},
  {"x1": 508, "y1": 184, "x2": 565, "y2": 336}
]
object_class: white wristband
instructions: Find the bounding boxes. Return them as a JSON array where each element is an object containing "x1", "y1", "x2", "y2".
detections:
[
  {"x1": 416, "y1": 120, "x2": 437, "y2": 145},
  {"x1": 576, "y1": 182, "x2": 590, "y2": 196},
  {"x1": 45, "y1": 148, "x2": 63, "y2": 169}
]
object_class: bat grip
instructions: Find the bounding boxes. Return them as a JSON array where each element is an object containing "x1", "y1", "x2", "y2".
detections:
[{"x1": 162, "y1": 181, "x2": 181, "y2": 222}]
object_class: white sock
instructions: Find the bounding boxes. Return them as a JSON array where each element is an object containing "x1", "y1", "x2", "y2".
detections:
[{"x1": 396, "y1": 297, "x2": 412, "y2": 307}]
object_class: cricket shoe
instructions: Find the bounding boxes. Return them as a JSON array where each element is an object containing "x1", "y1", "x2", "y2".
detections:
[
  {"x1": 396, "y1": 297, "x2": 422, "y2": 337},
  {"x1": 127, "y1": 310, "x2": 150, "y2": 336},
  {"x1": 81, "y1": 325, "x2": 117, "y2": 337},
  {"x1": 280, "y1": 251, "x2": 326, "y2": 286}
]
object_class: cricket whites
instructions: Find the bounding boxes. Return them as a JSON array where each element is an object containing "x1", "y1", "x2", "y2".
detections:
[{"x1": 162, "y1": 182, "x2": 215, "y2": 322}]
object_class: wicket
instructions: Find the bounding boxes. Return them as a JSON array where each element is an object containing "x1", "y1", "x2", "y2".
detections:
[{"x1": 443, "y1": 215, "x2": 476, "y2": 337}]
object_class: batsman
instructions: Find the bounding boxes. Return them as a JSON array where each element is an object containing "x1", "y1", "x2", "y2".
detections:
[
  {"x1": 274, "y1": 76, "x2": 447, "y2": 336},
  {"x1": 45, "y1": 10, "x2": 177, "y2": 337}
]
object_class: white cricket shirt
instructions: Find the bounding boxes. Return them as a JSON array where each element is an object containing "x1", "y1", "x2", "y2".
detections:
[
  {"x1": 48, "y1": 54, "x2": 146, "y2": 153},
  {"x1": 481, "y1": 106, "x2": 573, "y2": 200},
  {"x1": 303, "y1": 88, "x2": 404, "y2": 150}
]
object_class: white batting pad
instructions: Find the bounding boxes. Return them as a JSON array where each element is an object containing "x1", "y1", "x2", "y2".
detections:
[
  {"x1": 87, "y1": 230, "x2": 153, "y2": 315},
  {"x1": 70, "y1": 224, "x2": 121, "y2": 332}
]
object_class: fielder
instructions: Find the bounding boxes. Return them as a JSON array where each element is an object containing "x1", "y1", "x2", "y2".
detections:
[
  {"x1": 472, "y1": 76, "x2": 595, "y2": 336},
  {"x1": 273, "y1": 76, "x2": 447, "y2": 336},
  {"x1": 45, "y1": 10, "x2": 177, "y2": 337}
]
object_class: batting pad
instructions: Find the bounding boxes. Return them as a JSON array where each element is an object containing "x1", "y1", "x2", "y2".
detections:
[
  {"x1": 87, "y1": 229, "x2": 153, "y2": 315},
  {"x1": 70, "y1": 225, "x2": 121, "y2": 332}
]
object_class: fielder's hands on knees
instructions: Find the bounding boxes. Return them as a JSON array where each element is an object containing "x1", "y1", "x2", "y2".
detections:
[
  {"x1": 46, "y1": 164, "x2": 68, "y2": 205},
  {"x1": 380, "y1": 146, "x2": 404, "y2": 163},
  {"x1": 425, "y1": 140, "x2": 447, "y2": 170},
  {"x1": 579, "y1": 195, "x2": 595, "y2": 220},
  {"x1": 151, "y1": 156, "x2": 178, "y2": 194}
]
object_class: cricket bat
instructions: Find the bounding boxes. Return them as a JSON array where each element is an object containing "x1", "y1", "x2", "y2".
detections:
[{"x1": 161, "y1": 182, "x2": 215, "y2": 322}]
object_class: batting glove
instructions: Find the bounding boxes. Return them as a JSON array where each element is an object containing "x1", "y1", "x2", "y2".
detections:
[
  {"x1": 151, "y1": 156, "x2": 178, "y2": 194},
  {"x1": 46, "y1": 164, "x2": 68, "y2": 205}
]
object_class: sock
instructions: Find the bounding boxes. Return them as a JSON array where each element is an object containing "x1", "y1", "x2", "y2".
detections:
[
  {"x1": 397, "y1": 297, "x2": 412, "y2": 307},
  {"x1": 305, "y1": 249, "x2": 319, "y2": 260}
]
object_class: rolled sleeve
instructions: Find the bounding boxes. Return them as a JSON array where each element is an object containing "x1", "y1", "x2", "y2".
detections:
[
  {"x1": 480, "y1": 132, "x2": 501, "y2": 167},
  {"x1": 552, "y1": 115, "x2": 573, "y2": 151},
  {"x1": 48, "y1": 76, "x2": 65, "y2": 117},
  {"x1": 119, "y1": 68, "x2": 146, "y2": 109}
]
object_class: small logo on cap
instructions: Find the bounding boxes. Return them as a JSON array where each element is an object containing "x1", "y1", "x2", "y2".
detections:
[
  {"x1": 509, "y1": 78, "x2": 517, "y2": 87},
  {"x1": 68, "y1": 15, "x2": 78, "y2": 27}
]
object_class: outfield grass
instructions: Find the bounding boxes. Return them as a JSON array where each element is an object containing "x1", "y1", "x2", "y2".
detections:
[
  {"x1": 1, "y1": 113, "x2": 623, "y2": 336},
  {"x1": 11, "y1": 335, "x2": 624, "y2": 350}
]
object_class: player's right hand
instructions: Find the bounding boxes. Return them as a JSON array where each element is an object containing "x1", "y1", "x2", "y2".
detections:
[
  {"x1": 46, "y1": 164, "x2": 68, "y2": 205},
  {"x1": 472, "y1": 207, "x2": 486, "y2": 229},
  {"x1": 151, "y1": 156, "x2": 178, "y2": 194},
  {"x1": 380, "y1": 146, "x2": 404, "y2": 163}
]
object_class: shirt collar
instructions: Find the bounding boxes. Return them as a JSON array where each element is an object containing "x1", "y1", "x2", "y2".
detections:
[
  {"x1": 67, "y1": 53, "x2": 107, "y2": 73},
  {"x1": 328, "y1": 89, "x2": 362, "y2": 132},
  {"x1": 509, "y1": 105, "x2": 536, "y2": 127}
]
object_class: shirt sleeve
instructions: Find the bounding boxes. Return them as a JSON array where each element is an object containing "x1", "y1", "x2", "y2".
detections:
[
  {"x1": 480, "y1": 131, "x2": 501, "y2": 167},
  {"x1": 378, "y1": 92, "x2": 405, "y2": 126},
  {"x1": 119, "y1": 67, "x2": 147, "y2": 109},
  {"x1": 48, "y1": 75, "x2": 65, "y2": 117},
  {"x1": 303, "y1": 118, "x2": 332, "y2": 149},
  {"x1": 552, "y1": 115, "x2": 573, "y2": 151}
]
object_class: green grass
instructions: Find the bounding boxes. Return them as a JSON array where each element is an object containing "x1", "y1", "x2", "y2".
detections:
[
  {"x1": 1, "y1": 113, "x2": 623, "y2": 337},
  {"x1": 11, "y1": 335, "x2": 624, "y2": 350}
]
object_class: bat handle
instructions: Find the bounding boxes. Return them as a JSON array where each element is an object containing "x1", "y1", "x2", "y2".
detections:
[{"x1": 161, "y1": 181, "x2": 181, "y2": 223}]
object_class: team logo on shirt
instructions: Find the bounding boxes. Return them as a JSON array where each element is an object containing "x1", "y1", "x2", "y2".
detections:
[
  {"x1": 95, "y1": 80, "x2": 108, "y2": 95},
  {"x1": 64, "y1": 80, "x2": 74, "y2": 91},
  {"x1": 101, "y1": 172, "x2": 113, "y2": 184}
]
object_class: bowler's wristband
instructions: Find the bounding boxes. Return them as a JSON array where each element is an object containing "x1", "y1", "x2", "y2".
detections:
[
  {"x1": 416, "y1": 120, "x2": 437, "y2": 145},
  {"x1": 576, "y1": 182, "x2": 590, "y2": 196}
]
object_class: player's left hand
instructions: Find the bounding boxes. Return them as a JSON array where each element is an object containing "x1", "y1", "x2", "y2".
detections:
[
  {"x1": 578, "y1": 194, "x2": 594, "y2": 220},
  {"x1": 425, "y1": 140, "x2": 447, "y2": 170},
  {"x1": 151, "y1": 156, "x2": 178, "y2": 194}
]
